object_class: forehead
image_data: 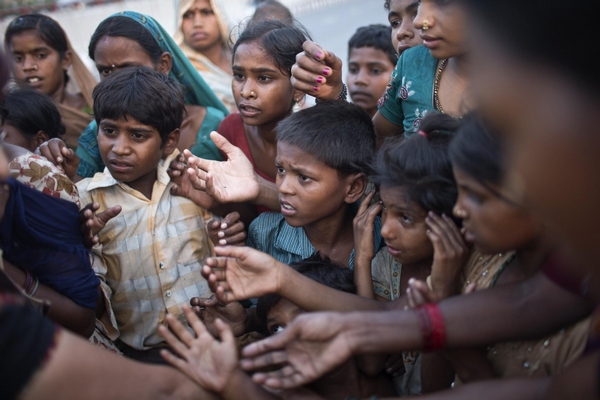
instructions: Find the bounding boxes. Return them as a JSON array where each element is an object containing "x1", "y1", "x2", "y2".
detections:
[
  {"x1": 233, "y1": 42, "x2": 278, "y2": 69},
  {"x1": 380, "y1": 185, "x2": 426, "y2": 213},
  {"x1": 267, "y1": 298, "x2": 303, "y2": 323},
  {"x1": 190, "y1": 0, "x2": 211, "y2": 10},
  {"x1": 349, "y1": 47, "x2": 394, "y2": 66},
  {"x1": 100, "y1": 115, "x2": 159, "y2": 133},
  {"x1": 94, "y1": 36, "x2": 154, "y2": 64},
  {"x1": 389, "y1": 0, "x2": 418, "y2": 14},
  {"x1": 8, "y1": 30, "x2": 53, "y2": 52},
  {"x1": 276, "y1": 141, "x2": 330, "y2": 168}
]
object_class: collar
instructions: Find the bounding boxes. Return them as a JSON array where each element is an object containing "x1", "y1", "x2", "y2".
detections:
[{"x1": 273, "y1": 217, "x2": 315, "y2": 258}]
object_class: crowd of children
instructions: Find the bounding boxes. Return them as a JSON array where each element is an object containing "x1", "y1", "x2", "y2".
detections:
[{"x1": 1, "y1": 0, "x2": 599, "y2": 399}]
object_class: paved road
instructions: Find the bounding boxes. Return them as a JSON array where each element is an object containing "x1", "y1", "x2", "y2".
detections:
[{"x1": 295, "y1": 0, "x2": 388, "y2": 70}]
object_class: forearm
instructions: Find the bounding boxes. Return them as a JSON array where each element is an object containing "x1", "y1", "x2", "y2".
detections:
[
  {"x1": 221, "y1": 369, "x2": 280, "y2": 400},
  {"x1": 354, "y1": 257, "x2": 376, "y2": 300},
  {"x1": 279, "y1": 264, "x2": 385, "y2": 312},
  {"x1": 3, "y1": 261, "x2": 95, "y2": 337},
  {"x1": 253, "y1": 176, "x2": 279, "y2": 210},
  {"x1": 407, "y1": 377, "x2": 551, "y2": 400}
]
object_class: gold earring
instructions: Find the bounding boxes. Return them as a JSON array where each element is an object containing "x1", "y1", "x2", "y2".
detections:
[{"x1": 422, "y1": 19, "x2": 429, "y2": 30}]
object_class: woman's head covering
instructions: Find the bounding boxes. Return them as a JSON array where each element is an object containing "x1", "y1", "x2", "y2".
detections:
[{"x1": 174, "y1": 0, "x2": 231, "y2": 51}]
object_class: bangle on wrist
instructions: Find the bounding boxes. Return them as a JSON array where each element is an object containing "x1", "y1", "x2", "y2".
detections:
[
  {"x1": 29, "y1": 277, "x2": 40, "y2": 297},
  {"x1": 315, "y1": 83, "x2": 347, "y2": 105},
  {"x1": 416, "y1": 303, "x2": 446, "y2": 352},
  {"x1": 23, "y1": 270, "x2": 34, "y2": 294}
]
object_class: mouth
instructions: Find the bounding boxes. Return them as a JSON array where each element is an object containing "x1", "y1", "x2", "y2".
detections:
[
  {"x1": 25, "y1": 76, "x2": 42, "y2": 85},
  {"x1": 421, "y1": 35, "x2": 442, "y2": 49},
  {"x1": 280, "y1": 200, "x2": 297, "y2": 216},
  {"x1": 192, "y1": 31, "x2": 208, "y2": 40},
  {"x1": 397, "y1": 44, "x2": 412, "y2": 55},
  {"x1": 350, "y1": 91, "x2": 372, "y2": 101},
  {"x1": 109, "y1": 159, "x2": 134, "y2": 173},
  {"x1": 386, "y1": 244, "x2": 403, "y2": 257},
  {"x1": 238, "y1": 104, "x2": 261, "y2": 117}
]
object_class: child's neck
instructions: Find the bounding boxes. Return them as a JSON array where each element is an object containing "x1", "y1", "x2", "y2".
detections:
[
  {"x1": 303, "y1": 204, "x2": 355, "y2": 267},
  {"x1": 515, "y1": 231, "x2": 557, "y2": 277},
  {"x1": 126, "y1": 168, "x2": 158, "y2": 200},
  {"x1": 402, "y1": 256, "x2": 435, "y2": 283},
  {"x1": 246, "y1": 120, "x2": 279, "y2": 145},
  {"x1": 447, "y1": 52, "x2": 471, "y2": 79}
]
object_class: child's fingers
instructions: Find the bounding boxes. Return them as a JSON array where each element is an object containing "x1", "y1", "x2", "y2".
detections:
[
  {"x1": 215, "y1": 318, "x2": 235, "y2": 346},
  {"x1": 191, "y1": 294, "x2": 219, "y2": 308},
  {"x1": 412, "y1": 280, "x2": 436, "y2": 303},
  {"x1": 219, "y1": 232, "x2": 247, "y2": 246},
  {"x1": 409, "y1": 282, "x2": 427, "y2": 306},
  {"x1": 301, "y1": 40, "x2": 327, "y2": 62},
  {"x1": 205, "y1": 256, "x2": 229, "y2": 268},
  {"x1": 223, "y1": 211, "x2": 241, "y2": 226},
  {"x1": 465, "y1": 282, "x2": 477, "y2": 294},
  {"x1": 441, "y1": 214, "x2": 467, "y2": 248},
  {"x1": 218, "y1": 222, "x2": 245, "y2": 238},
  {"x1": 184, "y1": 305, "x2": 210, "y2": 337},
  {"x1": 160, "y1": 348, "x2": 189, "y2": 371},
  {"x1": 406, "y1": 287, "x2": 416, "y2": 309},
  {"x1": 158, "y1": 324, "x2": 193, "y2": 361},
  {"x1": 164, "y1": 313, "x2": 196, "y2": 348},
  {"x1": 426, "y1": 229, "x2": 448, "y2": 256},
  {"x1": 357, "y1": 191, "x2": 375, "y2": 215},
  {"x1": 215, "y1": 287, "x2": 237, "y2": 304},
  {"x1": 290, "y1": 75, "x2": 323, "y2": 96}
]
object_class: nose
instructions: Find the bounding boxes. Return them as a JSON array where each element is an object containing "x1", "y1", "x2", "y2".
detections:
[
  {"x1": 380, "y1": 212, "x2": 395, "y2": 241},
  {"x1": 22, "y1": 55, "x2": 36, "y2": 71},
  {"x1": 414, "y1": 4, "x2": 434, "y2": 31},
  {"x1": 397, "y1": 19, "x2": 415, "y2": 41},
  {"x1": 353, "y1": 68, "x2": 368, "y2": 87},
  {"x1": 111, "y1": 134, "x2": 131, "y2": 156},
  {"x1": 193, "y1": 12, "x2": 204, "y2": 27},
  {"x1": 240, "y1": 81, "x2": 257, "y2": 100},
  {"x1": 453, "y1": 197, "x2": 469, "y2": 220},
  {"x1": 277, "y1": 174, "x2": 295, "y2": 196}
]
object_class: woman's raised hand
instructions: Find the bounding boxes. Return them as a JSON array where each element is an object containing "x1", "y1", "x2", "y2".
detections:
[
  {"x1": 291, "y1": 41, "x2": 344, "y2": 102},
  {"x1": 184, "y1": 131, "x2": 260, "y2": 204},
  {"x1": 201, "y1": 246, "x2": 283, "y2": 303},
  {"x1": 240, "y1": 312, "x2": 354, "y2": 389}
]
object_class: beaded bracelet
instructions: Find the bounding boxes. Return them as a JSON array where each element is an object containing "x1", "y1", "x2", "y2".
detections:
[{"x1": 416, "y1": 303, "x2": 447, "y2": 352}]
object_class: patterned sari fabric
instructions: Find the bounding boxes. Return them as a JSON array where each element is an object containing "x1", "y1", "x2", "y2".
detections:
[
  {"x1": 76, "y1": 11, "x2": 229, "y2": 178},
  {"x1": 0, "y1": 178, "x2": 99, "y2": 309}
]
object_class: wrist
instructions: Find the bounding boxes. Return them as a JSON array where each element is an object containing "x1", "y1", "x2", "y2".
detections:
[
  {"x1": 315, "y1": 83, "x2": 347, "y2": 104},
  {"x1": 220, "y1": 368, "x2": 247, "y2": 399}
]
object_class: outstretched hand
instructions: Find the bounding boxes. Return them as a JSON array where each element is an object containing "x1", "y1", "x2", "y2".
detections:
[
  {"x1": 36, "y1": 138, "x2": 80, "y2": 180},
  {"x1": 201, "y1": 246, "x2": 283, "y2": 303},
  {"x1": 79, "y1": 202, "x2": 122, "y2": 248},
  {"x1": 168, "y1": 152, "x2": 216, "y2": 209},
  {"x1": 184, "y1": 132, "x2": 260, "y2": 204},
  {"x1": 159, "y1": 305, "x2": 238, "y2": 394},
  {"x1": 190, "y1": 294, "x2": 249, "y2": 337},
  {"x1": 207, "y1": 212, "x2": 246, "y2": 247},
  {"x1": 291, "y1": 41, "x2": 344, "y2": 101},
  {"x1": 240, "y1": 312, "x2": 354, "y2": 389}
]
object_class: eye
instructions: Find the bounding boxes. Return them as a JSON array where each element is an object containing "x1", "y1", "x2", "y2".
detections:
[
  {"x1": 99, "y1": 69, "x2": 112, "y2": 77},
  {"x1": 348, "y1": 65, "x2": 358, "y2": 74},
  {"x1": 233, "y1": 73, "x2": 244, "y2": 81},
  {"x1": 36, "y1": 53, "x2": 47, "y2": 60},
  {"x1": 298, "y1": 174, "x2": 312, "y2": 183},
  {"x1": 390, "y1": 19, "x2": 400, "y2": 28},
  {"x1": 13, "y1": 55, "x2": 23, "y2": 63},
  {"x1": 371, "y1": 68, "x2": 383, "y2": 75},
  {"x1": 276, "y1": 166, "x2": 285, "y2": 174},
  {"x1": 271, "y1": 325, "x2": 285, "y2": 334},
  {"x1": 467, "y1": 192, "x2": 484, "y2": 205},
  {"x1": 183, "y1": 11, "x2": 193, "y2": 19},
  {"x1": 101, "y1": 128, "x2": 116, "y2": 136},
  {"x1": 400, "y1": 214, "x2": 413, "y2": 224},
  {"x1": 258, "y1": 75, "x2": 272, "y2": 83},
  {"x1": 131, "y1": 132, "x2": 146, "y2": 140},
  {"x1": 201, "y1": 9, "x2": 214, "y2": 16}
]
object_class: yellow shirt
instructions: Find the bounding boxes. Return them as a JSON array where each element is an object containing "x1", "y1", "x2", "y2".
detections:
[{"x1": 77, "y1": 152, "x2": 214, "y2": 350}]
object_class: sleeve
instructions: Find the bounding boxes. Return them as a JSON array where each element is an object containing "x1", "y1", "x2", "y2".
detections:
[
  {"x1": 76, "y1": 121, "x2": 104, "y2": 178},
  {"x1": 90, "y1": 246, "x2": 120, "y2": 341},
  {"x1": 189, "y1": 107, "x2": 224, "y2": 162},
  {"x1": 0, "y1": 303, "x2": 58, "y2": 400},
  {"x1": 376, "y1": 58, "x2": 405, "y2": 127},
  {"x1": 246, "y1": 216, "x2": 264, "y2": 251},
  {"x1": 371, "y1": 247, "x2": 393, "y2": 301}
]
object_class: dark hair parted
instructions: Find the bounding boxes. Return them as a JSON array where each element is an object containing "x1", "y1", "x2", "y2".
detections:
[
  {"x1": 276, "y1": 101, "x2": 375, "y2": 177},
  {"x1": 4, "y1": 14, "x2": 70, "y2": 85},
  {"x1": 0, "y1": 87, "x2": 65, "y2": 139},
  {"x1": 92, "y1": 66, "x2": 184, "y2": 144},
  {"x1": 233, "y1": 19, "x2": 310, "y2": 76},
  {"x1": 450, "y1": 115, "x2": 503, "y2": 185},
  {"x1": 374, "y1": 112, "x2": 459, "y2": 219},
  {"x1": 348, "y1": 24, "x2": 396, "y2": 66},
  {"x1": 88, "y1": 16, "x2": 163, "y2": 63},
  {"x1": 256, "y1": 253, "x2": 356, "y2": 334}
]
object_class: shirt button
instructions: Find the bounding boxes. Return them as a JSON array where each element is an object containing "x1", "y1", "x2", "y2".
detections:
[
  {"x1": 166, "y1": 290, "x2": 172, "y2": 298},
  {"x1": 159, "y1": 262, "x2": 165, "y2": 270}
]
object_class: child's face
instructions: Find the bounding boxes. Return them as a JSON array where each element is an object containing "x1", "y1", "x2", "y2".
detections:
[
  {"x1": 414, "y1": 0, "x2": 469, "y2": 60},
  {"x1": 388, "y1": 0, "x2": 422, "y2": 56},
  {"x1": 453, "y1": 167, "x2": 542, "y2": 255},
  {"x1": 93, "y1": 36, "x2": 161, "y2": 80},
  {"x1": 181, "y1": 0, "x2": 222, "y2": 52},
  {"x1": 97, "y1": 115, "x2": 176, "y2": 193},
  {"x1": 275, "y1": 142, "x2": 362, "y2": 228},
  {"x1": 232, "y1": 42, "x2": 299, "y2": 128},
  {"x1": 266, "y1": 298, "x2": 303, "y2": 335},
  {"x1": 8, "y1": 30, "x2": 69, "y2": 98},
  {"x1": 380, "y1": 185, "x2": 433, "y2": 264},
  {"x1": 347, "y1": 47, "x2": 395, "y2": 117}
]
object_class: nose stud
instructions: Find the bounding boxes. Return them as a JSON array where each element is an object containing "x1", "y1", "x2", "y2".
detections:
[
  {"x1": 422, "y1": 19, "x2": 429, "y2": 30},
  {"x1": 33, "y1": 64, "x2": 38, "y2": 71}
]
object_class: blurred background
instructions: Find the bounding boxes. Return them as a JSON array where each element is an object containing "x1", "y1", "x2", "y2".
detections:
[{"x1": 0, "y1": 0, "x2": 387, "y2": 78}]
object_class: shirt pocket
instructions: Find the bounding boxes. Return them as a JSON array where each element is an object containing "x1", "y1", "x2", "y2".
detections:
[{"x1": 171, "y1": 214, "x2": 211, "y2": 267}]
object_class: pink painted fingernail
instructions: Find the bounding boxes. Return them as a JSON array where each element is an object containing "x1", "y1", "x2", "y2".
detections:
[
  {"x1": 316, "y1": 76, "x2": 323, "y2": 84},
  {"x1": 314, "y1": 86, "x2": 319, "y2": 92},
  {"x1": 316, "y1": 51, "x2": 323, "y2": 59},
  {"x1": 323, "y1": 68, "x2": 330, "y2": 76}
]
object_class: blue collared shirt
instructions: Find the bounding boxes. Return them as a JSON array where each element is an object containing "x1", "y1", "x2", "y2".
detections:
[{"x1": 247, "y1": 209, "x2": 383, "y2": 269}]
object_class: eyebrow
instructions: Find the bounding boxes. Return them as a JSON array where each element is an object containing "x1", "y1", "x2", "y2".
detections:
[
  {"x1": 406, "y1": 1, "x2": 420, "y2": 12},
  {"x1": 100, "y1": 120, "x2": 154, "y2": 134},
  {"x1": 12, "y1": 46, "x2": 49, "y2": 54},
  {"x1": 96, "y1": 62, "x2": 137, "y2": 70}
]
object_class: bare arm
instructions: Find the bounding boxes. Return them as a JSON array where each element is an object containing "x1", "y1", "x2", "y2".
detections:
[
  {"x1": 2, "y1": 259, "x2": 95, "y2": 338},
  {"x1": 373, "y1": 111, "x2": 404, "y2": 149}
]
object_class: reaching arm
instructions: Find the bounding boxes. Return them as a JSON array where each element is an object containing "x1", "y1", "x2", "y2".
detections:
[{"x1": 373, "y1": 111, "x2": 404, "y2": 149}]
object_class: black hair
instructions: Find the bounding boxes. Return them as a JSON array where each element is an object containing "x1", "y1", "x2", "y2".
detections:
[
  {"x1": 232, "y1": 19, "x2": 310, "y2": 76},
  {"x1": 88, "y1": 16, "x2": 163, "y2": 63},
  {"x1": 348, "y1": 24, "x2": 396, "y2": 66},
  {"x1": 276, "y1": 101, "x2": 375, "y2": 177},
  {"x1": 464, "y1": 0, "x2": 599, "y2": 92},
  {"x1": 449, "y1": 115, "x2": 503, "y2": 186},
  {"x1": 4, "y1": 14, "x2": 70, "y2": 85},
  {"x1": 374, "y1": 112, "x2": 459, "y2": 220},
  {"x1": 256, "y1": 253, "x2": 356, "y2": 334},
  {"x1": 384, "y1": 0, "x2": 391, "y2": 10},
  {"x1": 0, "y1": 87, "x2": 65, "y2": 140},
  {"x1": 92, "y1": 66, "x2": 184, "y2": 145},
  {"x1": 251, "y1": 0, "x2": 294, "y2": 25}
]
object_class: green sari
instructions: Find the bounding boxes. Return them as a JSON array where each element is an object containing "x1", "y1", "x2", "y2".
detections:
[{"x1": 76, "y1": 11, "x2": 229, "y2": 178}]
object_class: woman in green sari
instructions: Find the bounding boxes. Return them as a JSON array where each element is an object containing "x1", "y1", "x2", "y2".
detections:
[{"x1": 76, "y1": 11, "x2": 228, "y2": 178}]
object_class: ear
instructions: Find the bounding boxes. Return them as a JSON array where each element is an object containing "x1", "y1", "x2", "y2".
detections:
[
  {"x1": 157, "y1": 52, "x2": 173, "y2": 75},
  {"x1": 61, "y1": 50, "x2": 73, "y2": 71},
  {"x1": 162, "y1": 129, "x2": 180, "y2": 157},
  {"x1": 292, "y1": 88, "x2": 305, "y2": 104},
  {"x1": 344, "y1": 173, "x2": 368, "y2": 204},
  {"x1": 33, "y1": 130, "x2": 50, "y2": 149}
]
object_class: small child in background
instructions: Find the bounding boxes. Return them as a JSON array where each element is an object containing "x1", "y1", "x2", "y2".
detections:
[
  {"x1": 77, "y1": 66, "x2": 241, "y2": 363},
  {"x1": 247, "y1": 101, "x2": 381, "y2": 269},
  {"x1": 251, "y1": 0, "x2": 294, "y2": 24},
  {"x1": 384, "y1": 0, "x2": 422, "y2": 57},
  {"x1": 347, "y1": 24, "x2": 397, "y2": 117}
]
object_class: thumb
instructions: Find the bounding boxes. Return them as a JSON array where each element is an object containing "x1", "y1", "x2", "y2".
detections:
[
  {"x1": 98, "y1": 205, "x2": 122, "y2": 225},
  {"x1": 198, "y1": 294, "x2": 220, "y2": 307},
  {"x1": 214, "y1": 245, "x2": 250, "y2": 259},
  {"x1": 210, "y1": 131, "x2": 238, "y2": 157}
]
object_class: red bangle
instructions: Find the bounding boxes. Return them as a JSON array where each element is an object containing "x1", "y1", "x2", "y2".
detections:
[{"x1": 416, "y1": 303, "x2": 447, "y2": 352}]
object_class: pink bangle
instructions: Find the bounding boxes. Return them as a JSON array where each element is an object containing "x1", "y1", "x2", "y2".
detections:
[{"x1": 416, "y1": 303, "x2": 447, "y2": 351}]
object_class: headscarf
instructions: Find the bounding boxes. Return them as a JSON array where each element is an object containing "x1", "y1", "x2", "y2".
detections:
[
  {"x1": 174, "y1": 0, "x2": 236, "y2": 112},
  {"x1": 76, "y1": 11, "x2": 228, "y2": 178},
  {"x1": 0, "y1": 178, "x2": 100, "y2": 309}
]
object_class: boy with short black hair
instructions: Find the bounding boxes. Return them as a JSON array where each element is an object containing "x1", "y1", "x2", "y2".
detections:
[
  {"x1": 247, "y1": 101, "x2": 382, "y2": 268},
  {"x1": 347, "y1": 24, "x2": 397, "y2": 117},
  {"x1": 77, "y1": 66, "x2": 215, "y2": 363}
]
